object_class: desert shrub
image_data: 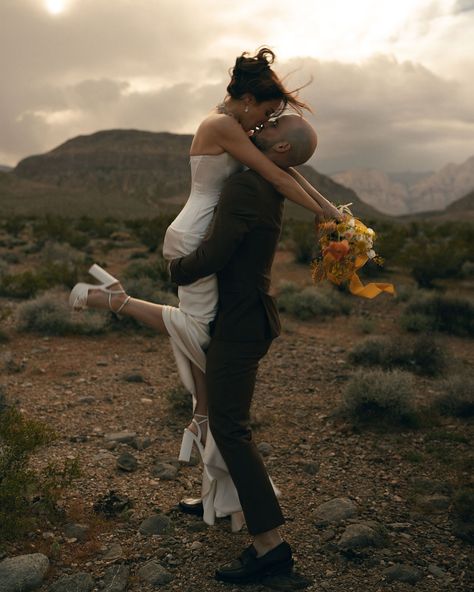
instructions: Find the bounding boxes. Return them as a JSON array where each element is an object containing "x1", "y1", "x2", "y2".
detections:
[
  {"x1": 74, "y1": 216, "x2": 120, "y2": 238},
  {"x1": 288, "y1": 221, "x2": 316, "y2": 264},
  {"x1": 3, "y1": 252, "x2": 19, "y2": 264},
  {"x1": 3, "y1": 216, "x2": 27, "y2": 237},
  {"x1": 277, "y1": 284, "x2": 350, "y2": 320},
  {"x1": 16, "y1": 292, "x2": 107, "y2": 335},
  {"x1": 461, "y1": 261, "x2": 474, "y2": 278},
  {"x1": 126, "y1": 214, "x2": 175, "y2": 252},
  {"x1": 0, "y1": 391, "x2": 80, "y2": 541},
  {"x1": 341, "y1": 369, "x2": 420, "y2": 428},
  {"x1": 432, "y1": 373, "x2": 474, "y2": 418},
  {"x1": 32, "y1": 215, "x2": 89, "y2": 249},
  {"x1": 124, "y1": 256, "x2": 174, "y2": 292},
  {"x1": 349, "y1": 335, "x2": 447, "y2": 376},
  {"x1": 41, "y1": 241, "x2": 85, "y2": 266},
  {"x1": 400, "y1": 293, "x2": 474, "y2": 337}
]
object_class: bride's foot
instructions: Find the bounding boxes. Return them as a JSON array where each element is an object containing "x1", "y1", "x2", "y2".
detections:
[
  {"x1": 178, "y1": 414, "x2": 208, "y2": 462},
  {"x1": 69, "y1": 264, "x2": 131, "y2": 315},
  {"x1": 187, "y1": 413, "x2": 208, "y2": 447}
]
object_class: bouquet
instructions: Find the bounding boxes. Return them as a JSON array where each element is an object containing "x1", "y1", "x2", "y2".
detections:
[{"x1": 311, "y1": 204, "x2": 395, "y2": 298}]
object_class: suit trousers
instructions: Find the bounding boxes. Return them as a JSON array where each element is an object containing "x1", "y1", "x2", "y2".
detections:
[{"x1": 206, "y1": 338, "x2": 285, "y2": 535}]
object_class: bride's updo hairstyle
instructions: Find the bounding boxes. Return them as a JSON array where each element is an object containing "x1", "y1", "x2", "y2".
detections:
[{"x1": 227, "y1": 47, "x2": 309, "y2": 115}]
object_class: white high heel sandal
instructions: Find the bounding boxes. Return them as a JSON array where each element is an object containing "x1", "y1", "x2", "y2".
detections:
[
  {"x1": 69, "y1": 264, "x2": 131, "y2": 314},
  {"x1": 178, "y1": 414, "x2": 208, "y2": 462}
]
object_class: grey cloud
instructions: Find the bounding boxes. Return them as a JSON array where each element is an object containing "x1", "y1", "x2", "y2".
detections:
[{"x1": 454, "y1": 0, "x2": 474, "y2": 13}]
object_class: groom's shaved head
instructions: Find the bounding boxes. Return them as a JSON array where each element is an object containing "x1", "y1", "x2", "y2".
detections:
[{"x1": 252, "y1": 115, "x2": 317, "y2": 167}]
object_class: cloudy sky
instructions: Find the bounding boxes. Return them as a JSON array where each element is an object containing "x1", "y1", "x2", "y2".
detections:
[{"x1": 1, "y1": 0, "x2": 473, "y2": 173}]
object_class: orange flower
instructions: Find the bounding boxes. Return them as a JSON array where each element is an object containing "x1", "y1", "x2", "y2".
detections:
[{"x1": 323, "y1": 239, "x2": 350, "y2": 261}]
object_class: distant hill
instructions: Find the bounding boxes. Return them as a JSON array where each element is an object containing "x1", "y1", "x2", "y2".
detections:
[
  {"x1": 398, "y1": 189, "x2": 474, "y2": 222},
  {"x1": 0, "y1": 165, "x2": 12, "y2": 172},
  {"x1": 2, "y1": 129, "x2": 385, "y2": 220},
  {"x1": 332, "y1": 156, "x2": 474, "y2": 215},
  {"x1": 445, "y1": 190, "x2": 474, "y2": 213}
]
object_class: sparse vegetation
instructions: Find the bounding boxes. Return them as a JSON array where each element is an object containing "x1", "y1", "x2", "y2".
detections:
[
  {"x1": 277, "y1": 282, "x2": 351, "y2": 320},
  {"x1": 16, "y1": 292, "x2": 107, "y2": 335},
  {"x1": 0, "y1": 388, "x2": 80, "y2": 542},
  {"x1": 288, "y1": 220, "x2": 316, "y2": 264},
  {"x1": 341, "y1": 369, "x2": 420, "y2": 428},
  {"x1": 348, "y1": 334, "x2": 447, "y2": 376},
  {"x1": 432, "y1": 373, "x2": 474, "y2": 418},
  {"x1": 400, "y1": 293, "x2": 474, "y2": 337}
]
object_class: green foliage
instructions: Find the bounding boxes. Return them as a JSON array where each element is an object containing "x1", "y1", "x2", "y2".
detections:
[
  {"x1": 74, "y1": 216, "x2": 120, "y2": 238},
  {"x1": 0, "y1": 261, "x2": 81, "y2": 299},
  {"x1": 32, "y1": 215, "x2": 90, "y2": 249},
  {"x1": 0, "y1": 390, "x2": 80, "y2": 541},
  {"x1": 400, "y1": 293, "x2": 474, "y2": 337},
  {"x1": 277, "y1": 282, "x2": 351, "y2": 320},
  {"x1": 16, "y1": 292, "x2": 107, "y2": 335},
  {"x1": 349, "y1": 334, "x2": 447, "y2": 376},
  {"x1": 2, "y1": 216, "x2": 27, "y2": 237},
  {"x1": 126, "y1": 214, "x2": 175, "y2": 252},
  {"x1": 124, "y1": 256, "x2": 173, "y2": 288},
  {"x1": 287, "y1": 221, "x2": 316, "y2": 264},
  {"x1": 341, "y1": 369, "x2": 420, "y2": 428},
  {"x1": 432, "y1": 373, "x2": 474, "y2": 418}
]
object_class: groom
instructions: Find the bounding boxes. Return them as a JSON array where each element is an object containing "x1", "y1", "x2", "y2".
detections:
[{"x1": 170, "y1": 115, "x2": 318, "y2": 583}]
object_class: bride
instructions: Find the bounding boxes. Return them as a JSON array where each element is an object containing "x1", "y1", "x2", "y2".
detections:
[{"x1": 70, "y1": 47, "x2": 340, "y2": 531}]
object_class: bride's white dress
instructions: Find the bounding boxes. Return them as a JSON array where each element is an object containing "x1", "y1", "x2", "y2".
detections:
[{"x1": 161, "y1": 153, "x2": 279, "y2": 526}]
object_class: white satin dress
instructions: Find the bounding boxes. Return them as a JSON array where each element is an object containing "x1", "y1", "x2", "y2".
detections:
[{"x1": 162, "y1": 153, "x2": 280, "y2": 527}]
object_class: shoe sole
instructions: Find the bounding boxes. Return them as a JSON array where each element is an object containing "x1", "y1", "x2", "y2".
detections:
[{"x1": 215, "y1": 558, "x2": 294, "y2": 584}]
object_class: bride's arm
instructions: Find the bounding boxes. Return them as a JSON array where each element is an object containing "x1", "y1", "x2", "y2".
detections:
[
  {"x1": 214, "y1": 117, "x2": 324, "y2": 218},
  {"x1": 287, "y1": 167, "x2": 342, "y2": 220}
]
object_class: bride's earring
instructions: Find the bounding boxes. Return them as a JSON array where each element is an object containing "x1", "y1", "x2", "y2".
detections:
[{"x1": 244, "y1": 105, "x2": 249, "y2": 113}]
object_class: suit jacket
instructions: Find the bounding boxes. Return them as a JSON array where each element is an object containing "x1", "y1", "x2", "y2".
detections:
[{"x1": 169, "y1": 169, "x2": 284, "y2": 342}]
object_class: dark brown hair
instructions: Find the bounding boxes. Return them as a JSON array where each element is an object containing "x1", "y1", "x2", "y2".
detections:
[{"x1": 227, "y1": 47, "x2": 310, "y2": 115}]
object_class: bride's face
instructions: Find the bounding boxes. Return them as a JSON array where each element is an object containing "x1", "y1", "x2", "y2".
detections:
[{"x1": 241, "y1": 97, "x2": 283, "y2": 132}]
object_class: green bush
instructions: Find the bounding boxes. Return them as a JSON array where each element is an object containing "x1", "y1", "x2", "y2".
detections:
[
  {"x1": 126, "y1": 215, "x2": 175, "y2": 252},
  {"x1": 16, "y1": 292, "x2": 107, "y2": 335},
  {"x1": 288, "y1": 221, "x2": 316, "y2": 264},
  {"x1": 400, "y1": 293, "x2": 474, "y2": 337},
  {"x1": 433, "y1": 373, "x2": 474, "y2": 418},
  {"x1": 341, "y1": 369, "x2": 420, "y2": 428},
  {"x1": 0, "y1": 390, "x2": 80, "y2": 541},
  {"x1": 124, "y1": 256, "x2": 174, "y2": 293},
  {"x1": 277, "y1": 283, "x2": 350, "y2": 320},
  {"x1": 349, "y1": 334, "x2": 447, "y2": 376},
  {"x1": 3, "y1": 216, "x2": 27, "y2": 237}
]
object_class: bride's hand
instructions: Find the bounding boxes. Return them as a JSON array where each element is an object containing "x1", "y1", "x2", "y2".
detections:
[{"x1": 321, "y1": 202, "x2": 342, "y2": 222}]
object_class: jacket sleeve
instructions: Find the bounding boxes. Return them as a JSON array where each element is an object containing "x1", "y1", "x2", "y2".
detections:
[{"x1": 170, "y1": 177, "x2": 259, "y2": 286}]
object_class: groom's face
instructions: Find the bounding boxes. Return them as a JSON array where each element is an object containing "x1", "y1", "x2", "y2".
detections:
[{"x1": 251, "y1": 115, "x2": 292, "y2": 153}]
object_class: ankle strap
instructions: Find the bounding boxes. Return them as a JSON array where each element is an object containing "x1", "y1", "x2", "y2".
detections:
[{"x1": 193, "y1": 414, "x2": 208, "y2": 425}]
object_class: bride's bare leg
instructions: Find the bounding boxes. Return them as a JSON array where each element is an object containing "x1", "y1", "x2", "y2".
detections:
[
  {"x1": 189, "y1": 362, "x2": 208, "y2": 444},
  {"x1": 86, "y1": 283, "x2": 169, "y2": 334}
]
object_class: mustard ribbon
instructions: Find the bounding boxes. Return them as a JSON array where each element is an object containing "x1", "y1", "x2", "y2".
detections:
[{"x1": 349, "y1": 254, "x2": 396, "y2": 299}]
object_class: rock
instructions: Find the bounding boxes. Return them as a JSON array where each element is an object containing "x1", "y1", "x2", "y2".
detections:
[
  {"x1": 93, "y1": 491, "x2": 133, "y2": 518},
  {"x1": 417, "y1": 494, "x2": 451, "y2": 512},
  {"x1": 383, "y1": 564, "x2": 423, "y2": 585},
  {"x1": 257, "y1": 441, "x2": 273, "y2": 456},
  {"x1": 117, "y1": 452, "x2": 138, "y2": 472},
  {"x1": 427, "y1": 564, "x2": 448, "y2": 579},
  {"x1": 190, "y1": 541, "x2": 203, "y2": 551},
  {"x1": 139, "y1": 514, "x2": 172, "y2": 535},
  {"x1": 138, "y1": 561, "x2": 173, "y2": 586},
  {"x1": 338, "y1": 522, "x2": 386, "y2": 551},
  {"x1": 302, "y1": 461, "x2": 320, "y2": 475},
  {"x1": 102, "y1": 543, "x2": 124, "y2": 562},
  {"x1": 63, "y1": 523, "x2": 89, "y2": 541},
  {"x1": 77, "y1": 396, "x2": 96, "y2": 404},
  {"x1": 314, "y1": 497, "x2": 357, "y2": 526},
  {"x1": 49, "y1": 572, "x2": 94, "y2": 592},
  {"x1": 104, "y1": 431, "x2": 137, "y2": 444},
  {"x1": 102, "y1": 564, "x2": 129, "y2": 592},
  {"x1": 0, "y1": 554, "x2": 49, "y2": 592},
  {"x1": 152, "y1": 462, "x2": 178, "y2": 480},
  {"x1": 123, "y1": 373, "x2": 145, "y2": 383},
  {"x1": 388, "y1": 522, "x2": 412, "y2": 531},
  {"x1": 130, "y1": 436, "x2": 152, "y2": 451}
]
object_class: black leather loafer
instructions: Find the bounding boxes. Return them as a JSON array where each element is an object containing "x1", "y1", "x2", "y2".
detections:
[
  {"x1": 215, "y1": 541, "x2": 294, "y2": 583},
  {"x1": 178, "y1": 497, "x2": 204, "y2": 516}
]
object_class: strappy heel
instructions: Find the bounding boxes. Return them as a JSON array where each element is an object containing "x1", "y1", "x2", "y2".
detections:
[
  {"x1": 178, "y1": 414, "x2": 208, "y2": 462},
  {"x1": 69, "y1": 264, "x2": 131, "y2": 314}
]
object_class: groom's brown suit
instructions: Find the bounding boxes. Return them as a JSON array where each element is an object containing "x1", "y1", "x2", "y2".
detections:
[{"x1": 169, "y1": 169, "x2": 285, "y2": 535}]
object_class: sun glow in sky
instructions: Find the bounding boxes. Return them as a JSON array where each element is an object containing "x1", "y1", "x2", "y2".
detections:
[
  {"x1": 44, "y1": 0, "x2": 67, "y2": 15},
  {"x1": 1, "y1": 0, "x2": 472, "y2": 170}
]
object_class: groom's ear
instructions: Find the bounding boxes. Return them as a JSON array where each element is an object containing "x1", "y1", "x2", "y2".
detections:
[{"x1": 272, "y1": 141, "x2": 291, "y2": 153}]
